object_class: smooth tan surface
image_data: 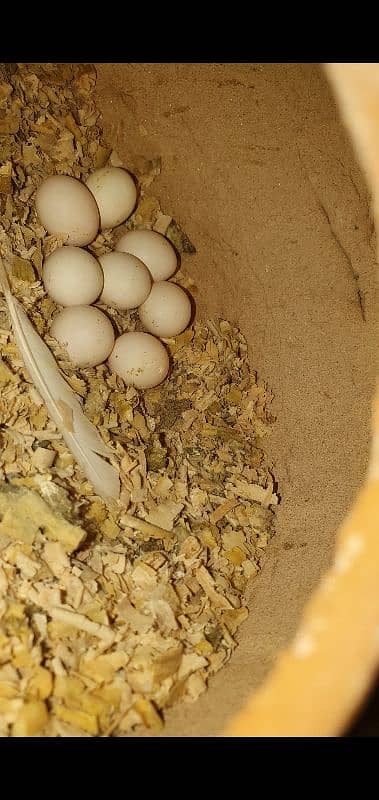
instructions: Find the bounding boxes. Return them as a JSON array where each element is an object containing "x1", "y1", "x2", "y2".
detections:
[
  {"x1": 225, "y1": 468, "x2": 379, "y2": 736},
  {"x1": 95, "y1": 64, "x2": 378, "y2": 735},
  {"x1": 224, "y1": 64, "x2": 379, "y2": 739}
]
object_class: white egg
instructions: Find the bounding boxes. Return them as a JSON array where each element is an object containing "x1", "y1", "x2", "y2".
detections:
[
  {"x1": 35, "y1": 175, "x2": 99, "y2": 246},
  {"x1": 108, "y1": 332, "x2": 169, "y2": 389},
  {"x1": 138, "y1": 281, "x2": 192, "y2": 338},
  {"x1": 43, "y1": 246, "x2": 104, "y2": 307},
  {"x1": 86, "y1": 167, "x2": 137, "y2": 230},
  {"x1": 98, "y1": 252, "x2": 151, "y2": 310},
  {"x1": 51, "y1": 306, "x2": 115, "y2": 368},
  {"x1": 116, "y1": 229, "x2": 177, "y2": 281}
]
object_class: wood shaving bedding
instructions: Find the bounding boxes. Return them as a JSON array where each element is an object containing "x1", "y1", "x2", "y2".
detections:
[{"x1": 0, "y1": 63, "x2": 278, "y2": 737}]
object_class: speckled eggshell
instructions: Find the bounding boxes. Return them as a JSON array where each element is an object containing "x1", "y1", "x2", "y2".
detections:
[
  {"x1": 108, "y1": 332, "x2": 169, "y2": 389},
  {"x1": 138, "y1": 281, "x2": 192, "y2": 338},
  {"x1": 51, "y1": 305, "x2": 115, "y2": 368},
  {"x1": 35, "y1": 175, "x2": 100, "y2": 246},
  {"x1": 116, "y1": 229, "x2": 177, "y2": 281},
  {"x1": 86, "y1": 166, "x2": 137, "y2": 230}
]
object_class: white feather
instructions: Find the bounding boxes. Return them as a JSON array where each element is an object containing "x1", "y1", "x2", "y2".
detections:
[{"x1": 0, "y1": 260, "x2": 120, "y2": 500}]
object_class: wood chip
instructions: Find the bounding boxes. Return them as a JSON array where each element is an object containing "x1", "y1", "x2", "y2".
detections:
[
  {"x1": 49, "y1": 607, "x2": 114, "y2": 645},
  {"x1": 120, "y1": 514, "x2": 173, "y2": 540},
  {"x1": 210, "y1": 498, "x2": 239, "y2": 524},
  {"x1": 0, "y1": 488, "x2": 85, "y2": 553},
  {"x1": 196, "y1": 566, "x2": 234, "y2": 610}
]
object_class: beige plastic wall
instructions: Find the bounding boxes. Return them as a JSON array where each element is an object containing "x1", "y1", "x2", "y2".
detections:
[{"x1": 95, "y1": 63, "x2": 378, "y2": 735}]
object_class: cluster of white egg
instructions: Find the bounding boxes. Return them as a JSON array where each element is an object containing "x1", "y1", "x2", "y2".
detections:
[{"x1": 35, "y1": 168, "x2": 192, "y2": 389}]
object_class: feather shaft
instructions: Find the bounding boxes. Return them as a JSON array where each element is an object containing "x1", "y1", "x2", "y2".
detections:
[{"x1": 0, "y1": 259, "x2": 120, "y2": 500}]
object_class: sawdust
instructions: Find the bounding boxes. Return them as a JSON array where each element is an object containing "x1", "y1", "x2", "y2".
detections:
[{"x1": 0, "y1": 63, "x2": 278, "y2": 737}]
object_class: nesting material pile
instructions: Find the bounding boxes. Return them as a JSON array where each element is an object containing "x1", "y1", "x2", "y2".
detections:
[{"x1": 0, "y1": 63, "x2": 278, "y2": 736}]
